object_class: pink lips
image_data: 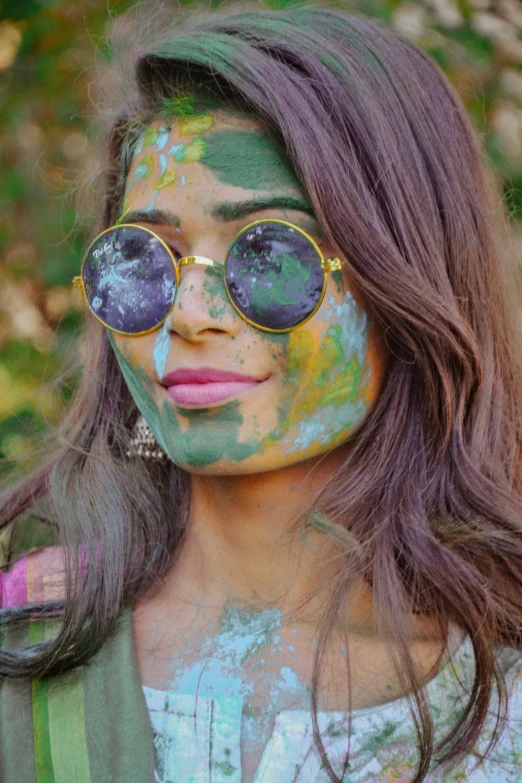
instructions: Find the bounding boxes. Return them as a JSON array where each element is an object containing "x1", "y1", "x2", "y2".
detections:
[{"x1": 160, "y1": 368, "x2": 265, "y2": 406}]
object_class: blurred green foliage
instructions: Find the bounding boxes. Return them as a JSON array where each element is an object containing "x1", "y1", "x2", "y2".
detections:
[{"x1": 0, "y1": 0, "x2": 521, "y2": 482}]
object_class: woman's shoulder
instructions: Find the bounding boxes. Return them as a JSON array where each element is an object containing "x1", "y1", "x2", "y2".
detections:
[{"x1": 0, "y1": 546, "x2": 66, "y2": 609}]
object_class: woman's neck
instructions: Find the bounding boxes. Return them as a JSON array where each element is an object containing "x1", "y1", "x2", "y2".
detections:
[{"x1": 164, "y1": 447, "x2": 353, "y2": 618}]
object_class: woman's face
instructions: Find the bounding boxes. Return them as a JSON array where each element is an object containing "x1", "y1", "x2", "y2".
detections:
[{"x1": 110, "y1": 104, "x2": 385, "y2": 474}]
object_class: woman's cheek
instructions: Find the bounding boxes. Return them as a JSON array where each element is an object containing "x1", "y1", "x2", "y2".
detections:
[{"x1": 268, "y1": 286, "x2": 379, "y2": 458}]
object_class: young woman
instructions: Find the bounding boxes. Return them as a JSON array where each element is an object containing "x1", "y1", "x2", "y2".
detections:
[{"x1": 1, "y1": 3, "x2": 521, "y2": 782}]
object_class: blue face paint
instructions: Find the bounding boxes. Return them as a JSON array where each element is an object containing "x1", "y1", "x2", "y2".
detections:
[
  {"x1": 156, "y1": 128, "x2": 170, "y2": 150},
  {"x1": 153, "y1": 323, "x2": 171, "y2": 380},
  {"x1": 169, "y1": 144, "x2": 185, "y2": 162}
]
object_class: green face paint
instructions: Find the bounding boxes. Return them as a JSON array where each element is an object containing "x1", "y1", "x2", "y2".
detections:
[
  {"x1": 202, "y1": 267, "x2": 240, "y2": 324},
  {"x1": 110, "y1": 334, "x2": 262, "y2": 468},
  {"x1": 201, "y1": 131, "x2": 303, "y2": 192},
  {"x1": 163, "y1": 400, "x2": 259, "y2": 467},
  {"x1": 331, "y1": 270, "x2": 344, "y2": 295}
]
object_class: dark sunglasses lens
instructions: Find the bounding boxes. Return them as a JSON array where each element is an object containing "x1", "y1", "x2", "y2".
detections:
[
  {"x1": 225, "y1": 222, "x2": 325, "y2": 330},
  {"x1": 82, "y1": 226, "x2": 176, "y2": 334}
]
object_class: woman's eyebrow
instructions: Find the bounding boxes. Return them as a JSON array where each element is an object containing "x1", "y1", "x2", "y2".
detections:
[
  {"x1": 119, "y1": 200, "x2": 320, "y2": 232},
  {"x1": 117, "y1": 209, "x2": 181, "y2": 229},
  {"x1": 211, "y1": 197, "x2": 315, "y2": 222}
]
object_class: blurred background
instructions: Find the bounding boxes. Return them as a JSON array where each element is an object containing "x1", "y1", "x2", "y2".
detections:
[{"x1": 0, "y1": 0, "x2": 521, "y2": 483}]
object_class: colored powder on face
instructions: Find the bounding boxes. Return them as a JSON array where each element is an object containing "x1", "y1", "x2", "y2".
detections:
[
  {"x1": 168, "y1": 138, "x2": 207, "y2": 164},
  {"x1": 132, "y1": 153, "x2": 155, "y2": 182},
  {"x1": 202, "y1": 267, "x2": 241, "y2": 325},
  {"x1": 202, "y1": 266, "x2": 227, "y2": 301},
  {"x1": 183, "y1": 137, "x2": 207, "y2": 162},
  {"x1": 156, "y1": 128, "x2": 169, "y2": 150},
  {"x1": 155, "y1": 167, "x2": 177, "y2": 192},
  {"x1": 292, "y1": 335, "x2": 360, "y2": 414},
  {"x1": 208, "y1": 303, "x2": 227, "y2": 321},
  {"x1": 178, "y1": 114, "x2": 214, "y2": 136},
  {"x1": 331, "y1": 269, "x2": 344, "y2": 295},
  {"x1": 201, "y1": 131, "x2": 302, "y2": 192},
  {"x1": 282, "y1": 296, "x2": 372, "y2": 453},
  {"x1": 168, "y1": 144, "x2": 184, "y2": 161},
  {"x1": 259, "y1": 289, "x2": 373, "y2": 455},
  {"x1": 141, "y1": 126, "x2": 160, "y2": 150},
  {"x1": 153, "y1": 324, "x2": 170, "y2": 380},
  {"x1": 323, "y1": 293, "x2": 368, "y2": 366},
  {"x1": 163, "y1": 399, "x2": 259, "y2": 467}
]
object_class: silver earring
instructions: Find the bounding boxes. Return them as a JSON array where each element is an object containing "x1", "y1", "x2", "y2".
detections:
[{"x1": 127, "y1": 414, "x2": 168, "y2": 462}]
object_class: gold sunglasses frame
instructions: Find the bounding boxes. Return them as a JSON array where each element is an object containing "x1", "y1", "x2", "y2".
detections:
[{"x1": 73, "y1": 218, "x2": 343, "y2": 337}]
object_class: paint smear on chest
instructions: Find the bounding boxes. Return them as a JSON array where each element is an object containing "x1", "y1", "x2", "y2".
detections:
[{"x1": 165, "y1": 601, "x2": 311, "y2": 746}]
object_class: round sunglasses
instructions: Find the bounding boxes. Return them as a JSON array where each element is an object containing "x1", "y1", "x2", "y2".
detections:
[{"x1": 73, "y1": 218, "x2": 343, "y2": 336}]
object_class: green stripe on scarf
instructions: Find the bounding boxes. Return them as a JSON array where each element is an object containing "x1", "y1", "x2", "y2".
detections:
[
  {"x1": 30, "y1": 622, "x2": 55, "y2": 783},
  {"x1": 30, "y1": 621, "x2": 91, "y2": 783},
  {"x1": 48, "y1": 671, "x2": 91, "y2": 783},
  {"x1": 32, "y1": 680, "x2": 54, "y2": 783}
]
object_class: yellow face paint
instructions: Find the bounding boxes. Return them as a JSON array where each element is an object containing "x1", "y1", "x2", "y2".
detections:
[
  {"x1": 156, "y1": 167, "x2": 177, "y2": 192},
  {"x1": 178, "y1": 114, "x2": 214, "y2": 136},
  {"x1": 257, "y1": 285, "x2": 377, "y2": 459}
]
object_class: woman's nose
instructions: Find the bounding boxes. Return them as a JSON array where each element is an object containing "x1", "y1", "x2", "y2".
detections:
[{"x1": 165, "y1": 263, "x2": 241, "y2": 341}]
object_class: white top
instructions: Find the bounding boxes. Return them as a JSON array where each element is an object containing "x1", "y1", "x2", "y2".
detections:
[{"x1": 143, "y1": 638, "x2": 522, "y2": 782}]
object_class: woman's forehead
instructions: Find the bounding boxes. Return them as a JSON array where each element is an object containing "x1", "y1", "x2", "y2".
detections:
[{"x1": 124, "y1": 110, "x2": 306, "y2": 206}]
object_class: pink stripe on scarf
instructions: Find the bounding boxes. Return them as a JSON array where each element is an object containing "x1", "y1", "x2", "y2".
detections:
[{"x1": 1, "y1": 557, "x2": 28, "y2": 608}]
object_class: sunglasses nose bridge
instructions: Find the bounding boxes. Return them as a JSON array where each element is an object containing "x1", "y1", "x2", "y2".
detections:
[
  {"x1": 173, "y1": 255, "x2": 226, "y2": 307},
  {"x1": 178, "y1": 255, "x2": 225, "y2": 272}
]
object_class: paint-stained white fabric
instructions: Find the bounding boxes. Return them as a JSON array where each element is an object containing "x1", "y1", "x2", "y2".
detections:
[{"x1": 144, "y1": 638, "x2": 522, "y2": 782}]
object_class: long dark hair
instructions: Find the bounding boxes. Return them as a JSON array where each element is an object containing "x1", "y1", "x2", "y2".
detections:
[{"x1": 2, "y1": 3, "x2": 522, "y2": 781}]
